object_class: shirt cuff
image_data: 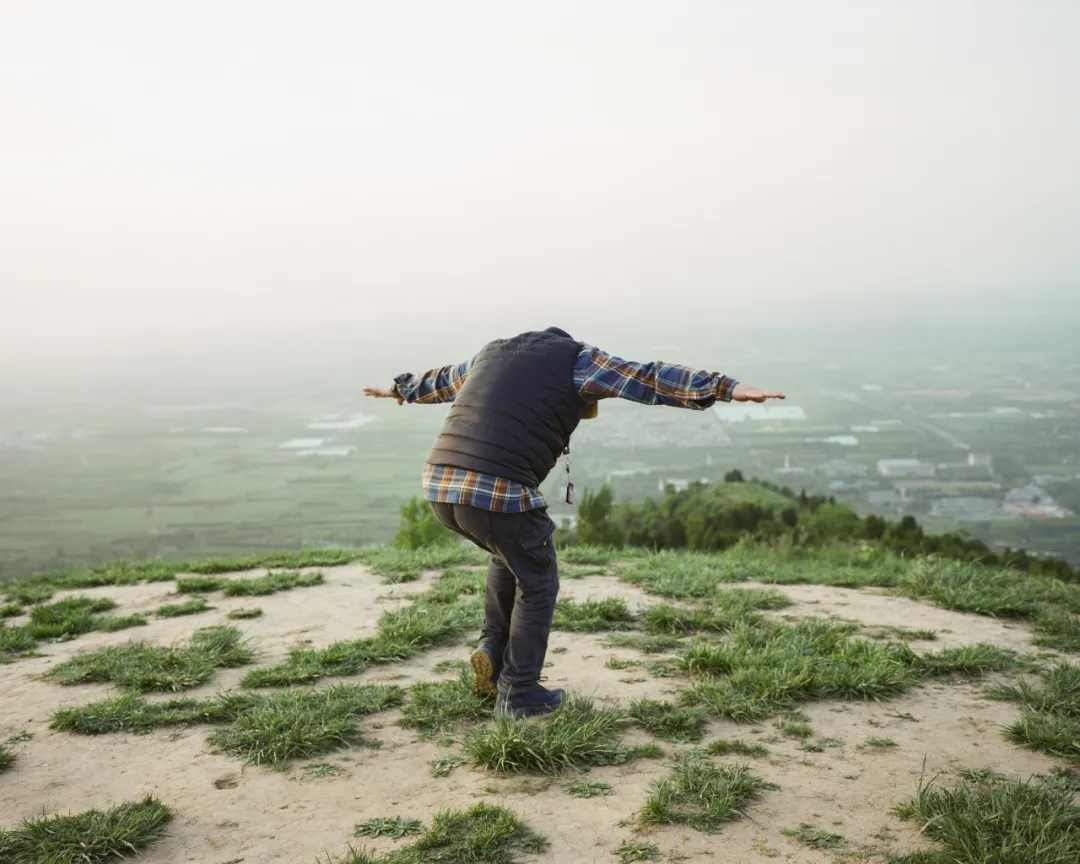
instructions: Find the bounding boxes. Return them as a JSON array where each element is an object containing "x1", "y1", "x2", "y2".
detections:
[
  {"x1": 716, "y1": 376, "x2": 739, "y2": 403},
  {"x1": 391, "y1": 377, "x2": 411, "y2": 403}
]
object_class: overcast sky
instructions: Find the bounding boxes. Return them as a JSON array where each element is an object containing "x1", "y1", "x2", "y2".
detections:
[{"x1": 1, "y1": 1, "x2": 1077, "y2": 367}]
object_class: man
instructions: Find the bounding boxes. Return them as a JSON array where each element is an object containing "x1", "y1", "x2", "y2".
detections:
[{"x1": 365, "y1": 327, "x2": 784, "y2": 718}]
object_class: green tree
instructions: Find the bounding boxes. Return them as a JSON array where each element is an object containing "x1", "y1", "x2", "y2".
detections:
[{"x1": 393, "y1": 496, "x2": 456, "y2": 549}]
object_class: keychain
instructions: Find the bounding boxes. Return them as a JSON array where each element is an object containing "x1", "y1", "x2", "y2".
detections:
[{"x1": 564, "y1": 446, "x2": 575, "y2": 504}]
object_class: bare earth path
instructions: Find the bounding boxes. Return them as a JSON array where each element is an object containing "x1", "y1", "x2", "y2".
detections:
[{"x1": 0, "y1": 564, "x2": 1064, "y2": 864}]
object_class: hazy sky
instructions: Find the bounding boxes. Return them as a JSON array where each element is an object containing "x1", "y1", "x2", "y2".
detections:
[{"x1": 2, "y1": 1, "x2": 1078, "y2": 367}]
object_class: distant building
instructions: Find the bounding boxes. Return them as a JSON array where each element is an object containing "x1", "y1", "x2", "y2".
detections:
[
  {"x1": 776, "y1": 455, "x2": 805, "y2": 475},
  {"x1": 819, "y1": 460, "x2": 867, "y2": 478},
  {"x1": 877, "y1": 458, "x2": 935, "y2": 478}
]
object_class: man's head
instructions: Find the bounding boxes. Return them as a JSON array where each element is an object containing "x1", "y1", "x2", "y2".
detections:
[{"x1": 543, "y1": 326, "x2": 574, "y2": 340}]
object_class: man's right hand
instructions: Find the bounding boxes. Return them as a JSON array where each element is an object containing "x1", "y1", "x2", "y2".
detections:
[
  {"x1": 363, "y1": 386, "x2": 404, "y2": 405},
  {"x1": 732, "y1": 384, "x2": 786, "y2": 403}
]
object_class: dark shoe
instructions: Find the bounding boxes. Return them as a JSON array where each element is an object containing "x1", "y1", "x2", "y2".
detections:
[
  {"x1": 469, "y1": 642, "x2": 502, "y2": 697},
  {"x1": 495, "y1": 684, "x2": 565, "y2": 718}
]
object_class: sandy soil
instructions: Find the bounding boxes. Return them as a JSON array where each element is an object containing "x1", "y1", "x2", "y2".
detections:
[{"x1": 0, "y1": 564, "x2": 1066, "y2": 864}]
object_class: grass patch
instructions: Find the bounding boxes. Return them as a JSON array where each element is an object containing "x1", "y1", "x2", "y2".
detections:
[
  {"x1": 863, "y1": 738, "x2": 898, "y2": 749},
  {"x1": 207, "y1": 683, "x2": 403, "y2": 766},
  {"x1": 891, "y1": 628, "x2": 938, "y2": 641},
  {"x1": 25, "y1": 596, "x2": 147, "y2": 642},
  {"x1": 640, "y1": 753, "x2": 777, "y2": 833},
  {"x1": 241, "y1": 586, "x2": 483, "y2": 688},
  {"x1": 781, "y1": 824, "x2": 846, "y2": 849},
  {"x1": 1033, "y1": 607, "x2": 1080, "y2": 652},
  {"x1": 552, "y1": 597, "x2": 635, "y2": 632},
  {"x1": 175, "y1": 575, "x2": 228, "y2": 593},
  {"x1": 568, "y1": 781, "x2": 612, "y2": 798},
  {"x1": 678, "y1": 616, "x2": 1015, "y2": 725},
  {"x1": 6, "y1": 731, "x2": 32, "y2": 743},
  {"x1": 898, "y1": 558, "x2": 1080, "y2": 617},
  {"x1": 707, "y1": 738, "x2": 768, "y2": 757},
  {"x1": 354, "y1": 817, "x2": 424, "y2": 839},
  {"x1": 629, "y1": 698, "x2": 707, "y2": 743},
  {"x1": 985, "y1": 662, "x2": 1080, "y2": 760},
  {"x1": 399, "y1": 670, "x2": 494, "y2": 734},
  {"x1": 359, "y1": 545, "x2": 488, "y2": 583},
  {"x1": 51, "y1": 692, "x2": 257, "y2": 735},
  {"x1": 896, "y1": 773, "x2": 1080, "y2": 864},
  {"x1": 465, "y1": 695, "x2": 628, "y2": 774},
  {"x1": 780, "y1": 721, "x2": 813, "y2": 740},
  {"x1": 306, "y1": 762, "x2": 342, "y2": 778},
  {"x1": 627, "y1": 743, "x2": 665, "y2": 760},
  {"x1": 601, "y1": 633, "x2": 682, "y2": 653},
  {"x1": 156, "y1": 597, "x2": 213, "y2": 618},
  {"x1": 176, "y1": 570, "x2": 324, "y2": 596},
  {"x1": 431, "y1": 756, "x2": 467, "y2": 777},
  {"x1": 0, "y1": 795, "x2": 172, "y2": 863},
  {"x1": 915, "y1": 644, "x2": 1020, "y2": 678},
  {"x1": 0, "y1": 603, "x2": 22, "y2": 619},
  {"x1": 324, "y1": 803, "x2": 548, "y2": 863},
  {"x1": 227, "y1": 607, "x2": 263, "y2": 619},
  {"x1": 45, "y1": 626, "x2": 254, "y2": 692},
  {"x1": 606, "y1": 657, "x2": 641, "y2": 670},
  {"x1": 615, "y1": 841, "x2": 661, "y2": 862},
  {"x1": 0, "y1": 744, "x2": 14, "y2": 773}
]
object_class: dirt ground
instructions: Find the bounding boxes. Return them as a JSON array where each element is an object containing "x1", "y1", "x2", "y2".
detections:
[{"x1": 0, "y1": 564, "x2": 1065, "y2": 864}]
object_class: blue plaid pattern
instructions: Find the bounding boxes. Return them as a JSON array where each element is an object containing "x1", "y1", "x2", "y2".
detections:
[{"x1": 392, "y1": 345, "x2": 738, "y2": 512}]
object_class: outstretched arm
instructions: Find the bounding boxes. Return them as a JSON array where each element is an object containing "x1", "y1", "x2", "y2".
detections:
[
  {"x1": 576, "y1": 346, "x2": 784, "y2": 409},
  {"x1": 364, "y1": 358, "x2": 473, "y2": 405}
]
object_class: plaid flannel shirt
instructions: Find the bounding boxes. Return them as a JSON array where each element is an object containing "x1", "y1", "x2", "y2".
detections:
[{"x1": 392, "y1": 345, "x2": 739, "y2": 512}]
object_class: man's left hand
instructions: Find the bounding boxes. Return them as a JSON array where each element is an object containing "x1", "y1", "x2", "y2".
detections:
[{"x1": 732, "y1": 384, "x2": 786, "y2": 403}]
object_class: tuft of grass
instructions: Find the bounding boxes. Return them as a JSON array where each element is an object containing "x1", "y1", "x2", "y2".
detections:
[
  {"x1": 1033, "y1": 607, "x2": 1080, "y2": 652},
  {"x1": 241, "y1": 591, "x2": 482, "y2": 688},
  {"x1": 465, "y1": 695, "x2": 628, "y2": 774},
  {"x1": 25, "y1": 596, "x2": 146, "y2": 642},
  {"x1": 605, "y1": 657, "x2": 641, "y2": 670},
  {"x1": 627, "y1": 743, "x2": 665, "y2": 760},
  {"x1": 601, "y1": 633, "x2": 682, "y2": 654},
  {"x1": 0, "y1": 624, "x2": 38, "y2": 661},
  {"x1": 891, "y1": 628, "x2": 938, "y2": 641},
  {"x1": 400, "y1": 802, "x2": 548, "y2": 863},
  {"x1": 207, "y1": 683, "x2": 403, "y2": 767},
  {"x1": 306, "y1": 762, "x2": 342, "y2": 778},
  {"x1": 615, "y1": 841, "x2": 661, "y2": 862},
  {"x1": 629, "y1": 698, "x2": 708, "y2": 743},
  {"x1": 915, "y1": 644, "x2": 1019, "y2": 678},
  {"x1": 431, "y1": 756, "x2": 467, "y2": 778},
  {"x1": 961, "y1": 768, "x2": 1007, "y2": 784},
  {"x1": 176, "y1": 570, "x2": 324, "y2": 596},
  {"x1": 6, "y1": 731, "x2": 32, "y2": 743},
  {"x1": 156, "y1": 597, "x2": 213, "y2": 618},
  {"x1": 640, "y1": 753, "x2": 777, "y2": 833},
  {"x1": 359, "y1": 545, "x2": 488, "y2": 583},
  {"x1": 0, "y1": 603, "x2": 22, "y2": 618},
  {"x1": 895, "y1": 773, "x2": 1080, "y2": 864},
  {"x1": 862, "y1": 738, "x2": 898, "y2": 749},
  {"x1": 0, "y1": 795, "x2": 172, "y2": 864},
  {"x1": 677, "y1": 615, "x2": 1015, "y2": 725},
  {"x1": 707, "y1": 738, "x2": 768, "y2": 757},
  {"x1": 552, "y1": 598, "x2": 635, "y2": 632},
  {"x1": 642, "y1": 603, "x2": 750, "y2": 636},
  {"x1": 51, "y1": 692, "x2": 260, "y2": 735},
  {"x1": 45, "y1": 626, "x2": 254, "y2": 692},
  {"x1": 175, "y1": 575, "x2": 228, "y2": 594},
  {"x1": 182, "y1": 548, "x2": 362, "y2": 574},
  {"x1": 0, "y1": 744, "x2": 14, "y2": 773},
  {"x1": 898, "y1": 558, "x2": 1080, "y2": 618},
  {"x1": 568, "y1": 781, "x2": 613, "y2": 798},
  {"x1": 985, "y1": 662, "x2": 1080, "y2": 760},
  {"x1": 354, "y1": 817, "x2": 424, "y2": 839},
  {"x1": 399, "y1": 670, "x2": 494, "y2": 734},
  {"x1": 4, "y1": 583, "x2": 57, "y2": 606},
  {"x1": 781, "y1": 824, "x2": 846, "y2": 849},
  {"x1": 227, "y1": 607, "x2": 263, "y2": 619}
]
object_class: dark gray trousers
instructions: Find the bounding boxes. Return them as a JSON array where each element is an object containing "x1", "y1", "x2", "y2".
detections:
[{"x1": 429, "y1": 501, "x2": 559, "y2": 693}]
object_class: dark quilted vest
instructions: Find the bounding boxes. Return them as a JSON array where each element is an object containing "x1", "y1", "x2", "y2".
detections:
[{"x1": 427, "y1": 327, "x2": 586, "y2": 489}]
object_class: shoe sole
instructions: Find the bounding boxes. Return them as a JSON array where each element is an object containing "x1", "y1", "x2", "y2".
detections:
[{"x1": 469, "y1": 649, "x2": 498, "y2": 697}]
